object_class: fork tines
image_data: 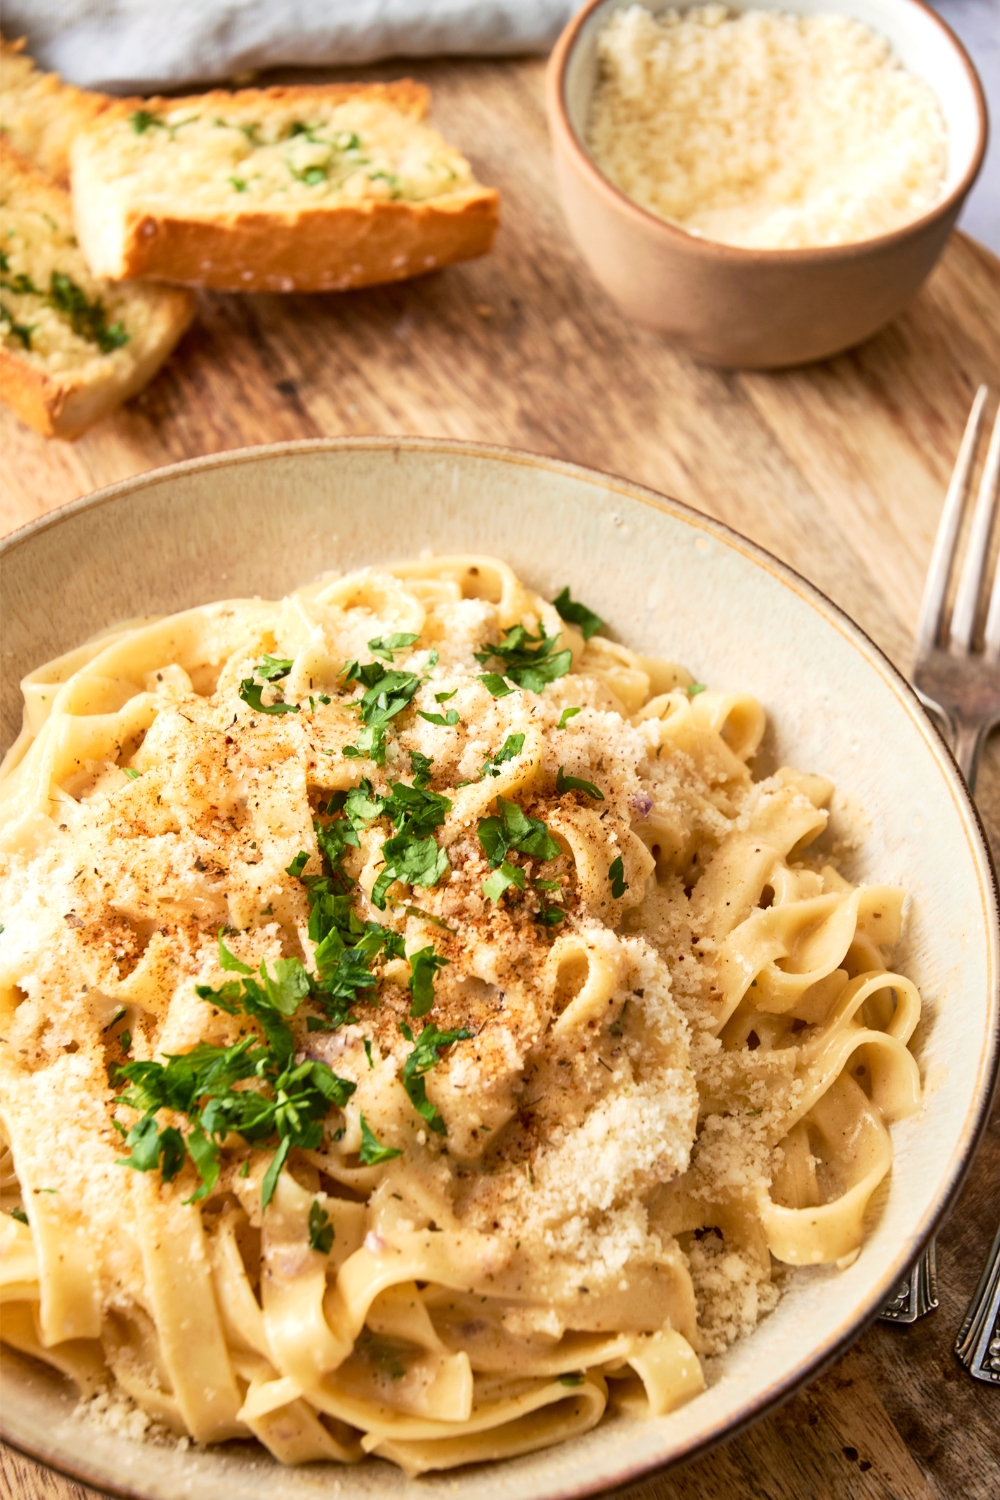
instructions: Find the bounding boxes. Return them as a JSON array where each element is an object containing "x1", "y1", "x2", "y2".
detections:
[{"x1": 916, "y1": 386, "x2": 1000, "y2": 661}]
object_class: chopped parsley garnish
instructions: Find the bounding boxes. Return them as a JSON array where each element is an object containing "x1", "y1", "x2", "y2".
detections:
[
  {"x1": 48, "y1": 272, "x2": 129, "y2": 353},
  {"x1": 400, "y1": 1022, "x2": 473, "y2": 1135},
  {"x1": 369, "y1": 780, "x2": 452, "y2": 910},
  {"x1": 318, "y1": 790, "x2": 349, "y2": 814},
  {"x1": 372, "y1": 833, "x2": 448, "y2": 911},
  {"x1": 288, "y1": 121, "x2": 361, "y2": 150},
  {"x1": 239, "y1": 679, "x2": 301, "y2": 714},
  {"x1": 357, "y1": 1329, "x2": 407, "y2": 1378},
  {"x1": 481, "y1": 732, "x2": 525, "y2": 778},
  {"x1": 359, "y1": 1113, "x2": 402, "y2": 1165},
  {"x1": 385, "y1": 778, "x2": 452, "y2": 838},
  {"x1": 409, "y1": 751, "x2": 434, "y2": 789},
  {"x1": 434, "y1": 690, "x2": 457, "y2": 703},
  {"x1": 0, "y1": 270, "x2": 40, "y2": 295},
  {"x1": 687, "y1": 682, "x2": 707, "y2": 696},
  {"x1": 478, "y1": 796, "x2": 561, "y2": 870},
  {"x1": 255, "y1": 654, "x2": 294, "y2": 681},
  {"x1": 478, "y1": 673, "x2": 513, "y2": 698},
  {"x1": 608, "y1": 856, "x2": 628, "y2": 899},
  {"x1": 116, "y1": 949, "x2": 356, "y2": 1210},
  {"x1": 10, "y1": 1207, "x2": 28, "y2": 1225},
  {"x1": 306, "y1": 900, "x2": 401, "y2": 1027},
  {"x1": 552, "y1": 587, "x2": 603, "y2": 642},
  {"x1": 368, "y1": 632, "x2": 419, "y2": 662},
  {"x1": 239, "y1": 655, "x2": 300, "y2": 714},
  {"x1": 114, "y1": 735, "x2": 450, "y2": 1201},
  {"x1": 556, "y1": 766, "x2": 604, "y2": 800},
  {"x1": 285, "y1": 812, "x2": 406, "y2": 1028},
  {"x1": 557, "y1": 706, "x2": 582, "y2": 730},
  {"x1": 239, "y1": 648, "x2": 299, "y2": 711},
  {"x1": 289, "y1": 161, "x2": 328, "y2": 186},
  {"x1": 558, "y1": 1372, "x2": 585, "y2": 1387},
  {"x1": 364, "y1": 1038, "x2": 374, "y2": 1069},
  {"x1": 407, "y1": 945, "x2": 449, "y2": 1019},
  {"x1": 474, "y1": 622, "x2": 572, "y2": 694},
  {"x1": 0, "y1": 302, "x2": 35, "y2": 349},
  {"x1": 482, "y1": 861, "x2": 526, "y2": 903},
  {"x1": 119, "y1": 1030, "x2": 131, "y2": 1053},
  {"x1": 130, "y1": 109, "x2": 164, "y2": 134},
  {"x1": 308, "y1": 1199, "x2": 334, "y2": 1254},
  {"x1": 122, "y1": 767, "x2": 141, "y2": 780},
  {"x1": 367, "y1": 170, "x2": 401, "y2": 196},
  {"x1": 340, "y1": 661, "x2": 422, "y2": 764},
  {"x1": 417, "y1": 709, "x2": 459, "y2": 727},
  {"x1": 229, "y1": 176, "x2": 249, "y2": 192},
  {"x1": 344, "y1": 779, "x2": 388, "y2": 829}
]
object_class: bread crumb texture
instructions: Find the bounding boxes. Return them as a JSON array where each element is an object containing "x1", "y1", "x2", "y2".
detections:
[
  {"x1": 0, "y1": 146, "x2": 194, "y2": 435},
  {"x1": 587, "y1": 4, "x2": 947, "y2": 249},
  {"x1": 0, "y1": 35, "x2": 108, "y2": 187},
  {"x1": 68, "y1": 82, "x2": 499, "y2": 290},
  {"x1": 78, "y1": 86, "x2": 480, "y2": 212}
]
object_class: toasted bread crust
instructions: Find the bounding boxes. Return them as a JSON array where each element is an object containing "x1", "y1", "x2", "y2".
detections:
[
  {"x1": 99, "y1": 190, "x2": 501, "y2": 291},
  {"x1": 0, "y1": 312, "x2": 193, "y2": 439},
  {"x1": 0, "y1": 144, "x2": 195, "y2": 439},
  {"x1": 71, "y1": 79, "x2": 499, "y2": 290},
  {"x1": 104, "y1": 79, "x2": 433, "y2": 122}
]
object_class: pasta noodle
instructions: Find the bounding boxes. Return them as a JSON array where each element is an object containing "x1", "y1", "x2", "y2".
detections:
[{"x1": 0, "y1": 556, "x2": 922, "y2": 1474}]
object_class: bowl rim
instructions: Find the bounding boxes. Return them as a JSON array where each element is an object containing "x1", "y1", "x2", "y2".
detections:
[
  {"x1": 546, "y1": 0, "x2": 989, "y2": 264},
  {"x1": 1, "y1": 434, "x2": 998, "y2": 1500}
]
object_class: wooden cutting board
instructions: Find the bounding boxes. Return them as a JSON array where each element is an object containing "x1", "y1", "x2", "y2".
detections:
[{"x1": 1, "y1": 53, "x2": 998, "y2": 1500}]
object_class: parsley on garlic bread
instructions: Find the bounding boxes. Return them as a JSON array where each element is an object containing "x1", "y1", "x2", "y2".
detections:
[
  {"x1": 70, "y1": 82, "x2": 500, "y2": 291},
  {"x1": 0, "y1": 145, "x2": 194, "y2": 439}
]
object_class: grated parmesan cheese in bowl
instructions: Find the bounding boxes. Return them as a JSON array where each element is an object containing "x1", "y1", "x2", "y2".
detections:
[{"x1": 586, "y1": 3, "x2": 948, "y2": 250}]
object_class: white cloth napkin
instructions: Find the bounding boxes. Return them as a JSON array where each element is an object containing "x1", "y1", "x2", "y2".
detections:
[{"x1": 2, "y1": 1, "x2": 579, "y2": 93}]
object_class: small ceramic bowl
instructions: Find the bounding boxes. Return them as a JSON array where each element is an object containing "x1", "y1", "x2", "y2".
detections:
[
  {"x1": 546, "y1": 0, "x2": 988, "y2": 369},
  {"x1": 0, "y1": 439, "x2": 998, "y2": 1500}
]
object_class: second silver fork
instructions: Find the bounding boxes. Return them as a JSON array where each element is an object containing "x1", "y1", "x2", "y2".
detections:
[{"x1": 878, "y1": 386, "x2": 1000, "y2": 1361}]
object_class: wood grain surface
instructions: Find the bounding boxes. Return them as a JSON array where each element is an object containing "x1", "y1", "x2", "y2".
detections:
[{"x1": 1, "y1": 53, "x2": 998, "y2": 1500}]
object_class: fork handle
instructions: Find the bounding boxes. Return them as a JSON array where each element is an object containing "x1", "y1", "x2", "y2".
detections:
[
  {"x1": 880, "y1": 1242, "x2": 939, "y2": 1323},
  {"x1": 879, "y1": 713, "x2": 987, "y2": 1326},
  {"x1": 954, "y1": 719, "x2": 987, "y2": 788},
  {"x1": 949, "y1": 727, "x2": 1000, "y2": 1376},
  {"x1": 955, "y1": 1219, "x2": 1000, "y2": 1383}
]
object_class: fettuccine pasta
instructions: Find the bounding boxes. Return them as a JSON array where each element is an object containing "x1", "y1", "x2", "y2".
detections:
[{"x1": 0, "y1": 556, "x2": 921, "y2": 1473}]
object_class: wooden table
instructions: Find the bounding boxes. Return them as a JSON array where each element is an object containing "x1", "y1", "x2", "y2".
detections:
[{"x1": 1, "y1": 53, "x2": 998, "y2": 1500}]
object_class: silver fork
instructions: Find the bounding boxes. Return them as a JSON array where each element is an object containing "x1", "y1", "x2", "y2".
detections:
[{"x1": 877, "y1": 386, "x2": 1000, "y2": 1374}]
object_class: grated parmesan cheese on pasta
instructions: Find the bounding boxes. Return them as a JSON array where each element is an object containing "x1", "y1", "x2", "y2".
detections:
[
  {"x1": 0, "y1": 558, "x2": 924, "y2": 1470},
  {"x1": 587, "y1": 4, "x2": 947, "y2": 249}
]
